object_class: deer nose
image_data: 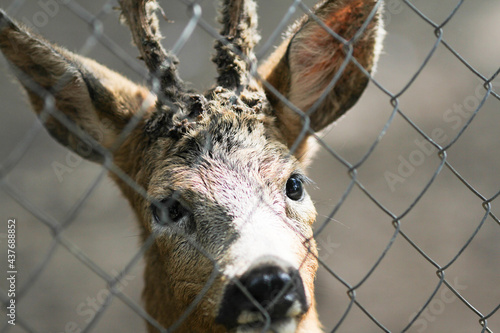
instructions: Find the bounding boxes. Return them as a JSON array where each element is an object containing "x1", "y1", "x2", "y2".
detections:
[{"x1": 216, "y1": 265, "x2": 309, "y2": 329}]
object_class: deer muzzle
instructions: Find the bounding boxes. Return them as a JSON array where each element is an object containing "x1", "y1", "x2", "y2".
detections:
[{"x1": 216, "y1": 263, "x2": 308, "y2": 332}]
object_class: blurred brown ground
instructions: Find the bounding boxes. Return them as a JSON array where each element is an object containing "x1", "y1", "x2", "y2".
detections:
[{"x1": 0, "y1": 1, "x2": 499, "y2": 332}]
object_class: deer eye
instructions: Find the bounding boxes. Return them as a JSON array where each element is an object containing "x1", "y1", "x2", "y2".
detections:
[
  {"x1": 285, "y1": 175, "x2": 304, "y2": 201},
  {"x1": 152, "y1": 199, "x2": 189, "y2": 225}
]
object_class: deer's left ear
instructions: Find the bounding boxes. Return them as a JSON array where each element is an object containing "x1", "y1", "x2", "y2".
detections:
[{"x1": 259, "y1": 0, "x2": 384, "y2": 144}]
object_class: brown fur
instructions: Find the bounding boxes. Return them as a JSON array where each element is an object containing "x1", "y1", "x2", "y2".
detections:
[{"x1": 0, "y1": 1, "x2": 383, "y2": 332}]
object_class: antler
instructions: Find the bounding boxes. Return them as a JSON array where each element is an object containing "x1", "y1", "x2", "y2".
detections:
[
  {"x1": 214, "y1": 0, "x2": 260, "y2": 91},
  {"x1": 119, "y1": 0, "x2": 185, "y2": 101}
]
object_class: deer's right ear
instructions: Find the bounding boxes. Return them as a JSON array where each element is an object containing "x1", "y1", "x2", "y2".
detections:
[
  {"x1": 0, "y1": 10, "x2": 155, "y2": 164},
  {"x1": 259, "y1": 0, "x2": 383, "y2": 149}
]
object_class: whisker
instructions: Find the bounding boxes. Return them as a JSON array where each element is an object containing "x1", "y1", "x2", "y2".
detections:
[{"x1": 316, "y1": 213, "x2": 350, "y2": 229}]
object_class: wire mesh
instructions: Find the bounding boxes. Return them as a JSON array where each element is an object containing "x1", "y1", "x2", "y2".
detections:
[{"x1": 0, "y1": 0, "x2": 499, "y2": 332}]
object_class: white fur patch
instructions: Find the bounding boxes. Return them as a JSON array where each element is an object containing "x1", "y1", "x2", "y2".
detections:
[
  {"x1": 222, "y1": 197, "x2": 302, "y2": 279},
  {"x1": 235, "y1": 318, "x2": 298, "y2": 333}
]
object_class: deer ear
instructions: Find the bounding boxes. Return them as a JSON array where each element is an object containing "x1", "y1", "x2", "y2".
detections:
[
  {"x1": 259, "y1": 0, "x2": 384, "y2": 145},
  {"x1": 0, "y1": 10, "x2": 155, "y2": 163}
]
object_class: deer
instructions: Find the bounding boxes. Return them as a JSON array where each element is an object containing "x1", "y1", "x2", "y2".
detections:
[{"x1": 0, "y1": 0, "x2": 383, "y2": 332}]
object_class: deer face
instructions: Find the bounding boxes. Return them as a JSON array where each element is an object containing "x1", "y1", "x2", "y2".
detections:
[
  {"x1": 141, "y1": 98, "x2": 319, "y2": 332},
  {"x1": 0, "y1": 0, "x2": 383, "y2": 332}
]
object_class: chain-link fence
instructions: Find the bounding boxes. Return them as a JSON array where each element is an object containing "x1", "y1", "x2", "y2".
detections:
[{"x1": 0, "y1": 0, "x2": 499, "y2": 332}]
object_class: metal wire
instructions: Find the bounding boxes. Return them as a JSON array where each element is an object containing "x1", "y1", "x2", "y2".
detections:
[{"x1": 0, "y1": 0, "x2": 498, "y2": 332}]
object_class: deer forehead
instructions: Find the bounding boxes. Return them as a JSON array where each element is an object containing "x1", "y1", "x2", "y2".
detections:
[
  {"x1": 143, "y1": 109, "x2": 314, "y2": 260},
  {"x1": 147, "y1": 109, "x2": 301, "y2": 204}
]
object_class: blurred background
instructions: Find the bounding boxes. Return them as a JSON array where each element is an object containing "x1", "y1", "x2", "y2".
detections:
[{"x1": 0, "y1": 0, "x2": 499, "y2": 332}]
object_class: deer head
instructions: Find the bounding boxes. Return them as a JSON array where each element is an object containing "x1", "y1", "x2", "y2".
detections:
[{"x1": 0, "y1": 0, "x2": 383, "y2": 332}]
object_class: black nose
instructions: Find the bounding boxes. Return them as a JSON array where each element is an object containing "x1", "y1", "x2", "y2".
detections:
[{"x1": 216, "y1": 265, "x2": 308, "y2": 329}]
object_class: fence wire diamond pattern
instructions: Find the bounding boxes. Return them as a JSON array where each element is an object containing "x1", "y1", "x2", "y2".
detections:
[{"x1": 0, "y1": 0, "x2": 499, "y2": 332}]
